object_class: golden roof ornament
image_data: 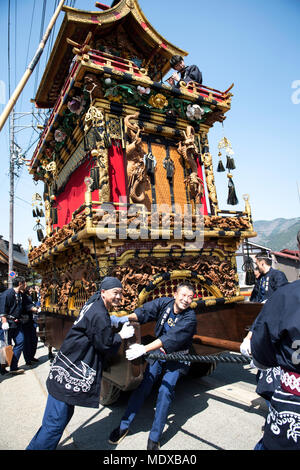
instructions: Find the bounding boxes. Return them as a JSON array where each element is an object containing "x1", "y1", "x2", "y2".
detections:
[
  {"x1": 66, "y1": 32, "x2": 93, "y2": 59},
  {"x1": 218, "y1": 136, "x2": 232, "y2": 151}
]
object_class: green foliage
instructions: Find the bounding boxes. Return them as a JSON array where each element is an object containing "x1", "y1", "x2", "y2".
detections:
[{"x1": 103, "y1": 79, "x2": 212, "y2": 123}]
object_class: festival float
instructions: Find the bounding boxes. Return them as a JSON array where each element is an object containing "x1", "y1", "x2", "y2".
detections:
[{"x1": 27, "y1": 0, "x2": 261, "y2": 404}]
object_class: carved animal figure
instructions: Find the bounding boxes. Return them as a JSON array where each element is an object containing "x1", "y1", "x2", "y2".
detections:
[
  {"x1": 177, "y1": 126, "x2": 198, "y2": 173},
  {"x1": 178, "y1": 126, "x2": 204, "y2": 204},
  {"x1": 125, "y1": 113, "x2": 149, "y2": 204},
  {"x1": 185, "y1": 172, "x2": 204, "y2": 205},
  {"x1": 83, "y1": 73, "x2": 103, "y2": 99}
]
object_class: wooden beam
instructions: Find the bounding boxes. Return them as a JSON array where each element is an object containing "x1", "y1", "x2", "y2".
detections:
[
  {"x1": 193, "y1": 334, "x2": 241, "y2": 353},
  {"x1": 95, "y1": 2, "x2": 110, "y2": 10}
]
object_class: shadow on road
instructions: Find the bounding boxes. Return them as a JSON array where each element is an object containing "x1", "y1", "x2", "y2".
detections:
[{"x1": 57, "y1": 365, "x2": 266, "y2": 451}]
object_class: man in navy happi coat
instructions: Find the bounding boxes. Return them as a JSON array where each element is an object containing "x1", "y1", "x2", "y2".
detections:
[
  {"x1": 108, "y1": 282, "x2": 197, "y2": 450},
  {"x1": 167, "y1": 55, "x2": 202, "y2": 88},
  {"x1": 26, "y1": 277, "x2": 134, "y2": 450},
  {"x1": 251, "y1": 279, "x2": 300, "y2": 450},
  {"x1": 250, "y1": 254, "x2": 287, "y2": 302},
  {"x1": 241, "y1": 255, "x2": 288, "y2": 404}
]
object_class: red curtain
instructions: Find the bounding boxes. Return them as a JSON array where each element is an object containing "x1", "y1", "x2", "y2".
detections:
[
  {"x1": 53, "y1": 155, "x2": 99, "y2": 229},
  {"x1": 52, "y1": 144, "x2": 207, "y2": 229},
  {"x1": 108, "y1": 140, "x2": 127, "y2": 209}
]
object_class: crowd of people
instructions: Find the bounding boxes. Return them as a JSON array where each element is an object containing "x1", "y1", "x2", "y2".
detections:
[
  {"x1": 239, "y1": 230, "x2": 300, "y2": 451},
  {"x1": 0, "y1": 278, "x2": 41, "y2": 375},
  {"x1": 1, "y1": 231, "x2": 300, "y2": 451}
]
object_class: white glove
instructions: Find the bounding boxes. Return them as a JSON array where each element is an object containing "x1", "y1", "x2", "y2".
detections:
[
  {"x1": 1, "y1": 322, "x2": 9, "y2": 331},
  {"x1": 240, "y1": 337, "x2": 251, "y2": 356},
  {"x1": 119, "y1": 322, "x2": 135, "y2": 340},
  {"x1": 126, "y1": 343, "x2": 146, "y2": 361}
]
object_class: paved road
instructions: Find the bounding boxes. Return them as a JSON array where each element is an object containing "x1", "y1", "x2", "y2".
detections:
[{"x1": 0, "y1": 341, "x2": 267, "y2": 452}]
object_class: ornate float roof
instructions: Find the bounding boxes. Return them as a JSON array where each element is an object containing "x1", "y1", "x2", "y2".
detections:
[{"x1": 35, "y1": 0, "x2": 188, "y2": 108}]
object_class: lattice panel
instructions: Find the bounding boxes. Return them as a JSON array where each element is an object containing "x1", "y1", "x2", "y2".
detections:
[
  {"x1": 151, "y1": 142, "x2": 172, "y2": 207},
  {"x1": 143, "y1": 278, "x2": 214, "y2": 303},
  {"x1": 142, "y1": 140, "x2": 188, "y2": 211},
  {"x1": 70, "y1": 285, "x2": 91, "y2": 311},
  {"x1": 169, "y1": 145, "x2": 190, "y2": 208},
  {"x1": 44, "y1": 292, "x2": 51, "y2": 308},
  {"x1": 50, "y1": 289, "x2": 58, "y2": 305}
]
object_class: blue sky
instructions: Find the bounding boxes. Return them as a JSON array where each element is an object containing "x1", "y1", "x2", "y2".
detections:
[{"x1": 0, "y1": 0, "x2": 299, "y2": 250}]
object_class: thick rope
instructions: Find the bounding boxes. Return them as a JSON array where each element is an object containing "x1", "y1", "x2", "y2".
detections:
[{"x1": 146, "y1": 351, "x2": 251, "y2": 364}]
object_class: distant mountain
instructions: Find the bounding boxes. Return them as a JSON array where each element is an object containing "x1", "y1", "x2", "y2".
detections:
[{"x1": 252, "y1": 217, "x2": 300, "y2": 251}]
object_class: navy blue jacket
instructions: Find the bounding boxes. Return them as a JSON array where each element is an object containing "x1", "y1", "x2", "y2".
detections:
[
  {"x1": 177, "y1": 65, "x2": 202, "y2": 86},
  {"x1": 0, "y1": 288, "x2": 35, "y2": 328},
  {"x1": 134, "y1": 297, "x2": 197, "y2": 353},
  {"x1": 46, "y1": 296, "x2": 122, "y2": 408},
  {"x1": 250, "y1": 267, "x2": 288, "y2": 303},
  {"x1": 251, "y1": 280, "x2": 300, "y2": 450},
  {"x1": 251, "y1": 280, "x2": 300, "y2": 373}
]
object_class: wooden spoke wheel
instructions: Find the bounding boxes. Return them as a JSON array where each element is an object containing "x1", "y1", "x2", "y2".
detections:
[
  {"x1": 187, "y1": 346, "x2": 217, "y2": 378},
  {"x1": 100, "y1": 378, "x2": 121, "y2": 406}
]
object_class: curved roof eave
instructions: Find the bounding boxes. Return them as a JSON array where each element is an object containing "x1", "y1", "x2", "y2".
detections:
[{"x1": 35, "y1": 0, "x2": 187, "y2": 108}]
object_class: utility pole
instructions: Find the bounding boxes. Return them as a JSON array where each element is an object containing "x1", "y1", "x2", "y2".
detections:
[
  {"x1": 8, "y1": 107, "x2": 15, "y2": 288},
  {"x1": 3, "y1": 0, "x2": 65, "y2": 284},
  {"x1": 7, "y1": 109, "x2": 47, "y2": 287}
]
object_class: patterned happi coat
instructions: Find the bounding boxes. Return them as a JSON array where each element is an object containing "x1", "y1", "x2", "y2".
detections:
[
  {"x1": 251, "y1": 280, "x2": 300, "y2": 450},
  {"x1": 46, "y1": 294, "x2": 122, "y2": 408}
]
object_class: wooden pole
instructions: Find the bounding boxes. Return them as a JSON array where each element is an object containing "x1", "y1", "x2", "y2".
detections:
[
  {"x1": 193, "y1": 334, "x2": 241, "y2": 353},
  {"x1": 0, "y1": 0, "x2": 65, "y2": 133}
]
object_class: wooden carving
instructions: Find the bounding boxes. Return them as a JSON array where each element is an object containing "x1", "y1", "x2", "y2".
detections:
[
  {"x1": 125, "y1": 113, "x2": 149, "y2": 204},
  {"x1": 109, "y1": 254, "x2": 238, "y2": 311},
  {"x1": 201, "y1": 132, "x2": 219, "y2": 213},
  {"x1": 67, "y1": 32, "x2": 92, "y2": 59},
  {"x1": 83, "y1": 73, "x2": 103, "y2": 99},
  {"x1": 177, "y1": 126, "x2": 204, "y2": 204}
]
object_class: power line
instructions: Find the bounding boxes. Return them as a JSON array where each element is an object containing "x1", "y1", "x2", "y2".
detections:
[
  {"x1": 14, "y1": 0, "x2": 17, "y2": 95},
  {"x1": 0, "y1": 0, "x2": 66, "y2": 132},
  {"x1": 45, "y1": 0, "x2": 59, "y2": 65},
  {"x1": 15, "y1": 196, "x2": 32, "y2": 206},
  {"x1": 7, "y1": 0, "x2": 11, "y2": 99},
  {"x1": 20, "y1": 0, "x2": 36, "y2": 112},
  {"x1": 25, "y1": 0, "x2": 37, "y2": 68},
  {"x1": 33, "y1": 0, "x2": 47, "y2": 99}
]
